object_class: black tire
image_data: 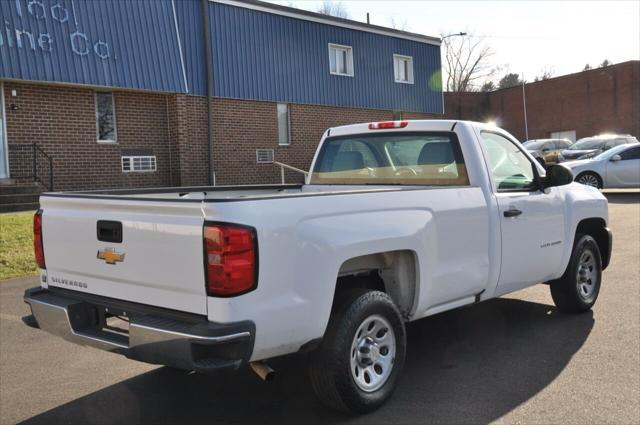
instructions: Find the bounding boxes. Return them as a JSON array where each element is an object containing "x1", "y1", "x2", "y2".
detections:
[
  {"x1": 575, "y1": 172, "x2": 603, "y2": 189},
  {"x1": 308, "y1": 289, "x2": 406, "y2": 413},
  {"x1": 550, "y1": 234, "x2": 602, "y2": 313}
]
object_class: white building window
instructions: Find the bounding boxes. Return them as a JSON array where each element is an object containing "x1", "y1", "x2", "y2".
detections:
[
  {"x1": 328, "y1": 43, "x2": 354, "y2": 77},
  {"x1": 122, "y1": 156, "x2": 157, "y2": 172},
  {"x1": 96, "y1": 92, "x2": 117, "y2": 143},
  {"x1": 277, "y1": 103, "x2": 290, "y2": 146},
  {"x1": 394, "y1": 54, "x2": 414, "y2": 84}
]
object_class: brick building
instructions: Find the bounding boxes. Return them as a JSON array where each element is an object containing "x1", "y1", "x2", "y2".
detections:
[
  {"x1": 0, "y1": 0, "x2": 442, "y2": 195},
  {"x1": 444, "y1": 61, "x2": 640, "y2": 142}
]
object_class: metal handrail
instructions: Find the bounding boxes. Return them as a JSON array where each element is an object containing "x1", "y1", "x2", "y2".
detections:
[
  {"x1": 273, "y1": 161, "x2": 308, "y2": 184},
  {"x1": 32, "y1": 143, "x2": 53, "y2": 191}
]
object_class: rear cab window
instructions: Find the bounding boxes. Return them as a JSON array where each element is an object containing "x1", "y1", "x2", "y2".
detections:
[{"x1": 310, "y1": 132, "x2": 469, "y2": 186}]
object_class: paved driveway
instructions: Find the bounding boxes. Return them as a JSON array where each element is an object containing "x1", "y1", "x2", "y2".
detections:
[{"x1": 1, "y1": 192, "x2": 638, "y2": 424}]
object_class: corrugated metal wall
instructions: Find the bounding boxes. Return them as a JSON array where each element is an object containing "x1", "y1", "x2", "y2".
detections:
[
  {"x1": 2, "y1": 0, "x2": 443, "y2": 113},
  {"x1": 205, "y1": 1, "x2": 442, "y2": 113},
  {"x1": 0, "y1": 0, "x2": 185, "y2": 92}
]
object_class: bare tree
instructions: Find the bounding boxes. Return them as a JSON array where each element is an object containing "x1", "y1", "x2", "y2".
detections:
[
  {"x1": 534, "y1": 67, "x2": 554, "y2": 82},
  {"x1": 388, "y1": 17, "x2": 408, "y2": 31},
  {"x1": 600, "y1": 59, "x2": 611, "y2": 67},
  {"x1": 583, "y1": 63, "x2": 592, "y2": 71},
  {"x1": 442, "y1": 33, "x2": 494, "y2": 92},
  {"x1": 317, "y1": 1, "x2": 349, "y2": 18}
]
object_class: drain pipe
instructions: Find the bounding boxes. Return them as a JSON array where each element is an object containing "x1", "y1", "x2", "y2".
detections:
[{"x1": 201, "y1": 0, "x2": 215, "y2": 185}]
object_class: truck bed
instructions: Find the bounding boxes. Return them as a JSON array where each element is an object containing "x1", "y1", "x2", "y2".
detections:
[{"x1": 40, "y1": 184, "x2": 421, "y2": 202}]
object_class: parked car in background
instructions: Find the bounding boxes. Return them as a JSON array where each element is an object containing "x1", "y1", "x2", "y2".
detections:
[
  {"x1": 523, "y1": 138, "x2": 573, "y2": 166},
  {"x1": 565, "y1": 143, "x2": 640, "y2": 189},
  {"x1": 558, "y1": 134, "x2": 639, "y2": 162}
]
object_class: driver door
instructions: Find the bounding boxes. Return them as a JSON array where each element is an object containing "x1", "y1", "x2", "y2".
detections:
[
  {"x1": 479, "y1": 132, "x2": 566, "y2": 294},
  {"x1": 606, "y1": 145, "x2": 640, "y2": 188}
]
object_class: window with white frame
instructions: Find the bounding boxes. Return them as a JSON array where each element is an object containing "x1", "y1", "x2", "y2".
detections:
[
  {"x1": 96, "y1": 92, "x2": 117, "y2": 143},
  {"x1": 121, "y1": 155, "x2": 156, "y2": 172},
  {"x1": 277, "y1": 103, "x2": 290, "y2": 146},
  {"x1": 393, "y1": 54, "x2": 414, "y2": 84},
  {"x1": 328, "y1": 43, "x2": 354, "y2": 76}
]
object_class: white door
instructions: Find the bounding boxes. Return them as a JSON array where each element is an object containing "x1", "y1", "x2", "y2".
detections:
[
  {"x1": 479, "y1": 131, "x2": 566, "y2": 294},
  {"x1": 606, "y1": 145, "x2": 640, "y2": 188},
  {"x1": 551, "y1": 130, "x2": 576, "y2": 143},
  {"x1": 0, "y1": 83, "x2": 8, "y2": 180}
]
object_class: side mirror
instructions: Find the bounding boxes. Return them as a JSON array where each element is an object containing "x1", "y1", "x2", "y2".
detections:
[
  {"x1": 543, "y1": 164, "x2": 573, "y2": 190},
  {"x1": 610, "y1": 154, "x2": 622, "y2": 162}
]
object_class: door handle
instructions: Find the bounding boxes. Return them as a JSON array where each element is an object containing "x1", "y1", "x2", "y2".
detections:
[{"x1": 504, "y1": 208, "x2": 522, "y2": 218}]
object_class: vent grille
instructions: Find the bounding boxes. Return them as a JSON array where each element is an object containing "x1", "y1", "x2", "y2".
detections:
[
  {"x1": 122, "y1": 155, "x2": 157, "y2": 172},
  {"x1": 256, "y1": 149, "x2": 274, "y2": 164}
]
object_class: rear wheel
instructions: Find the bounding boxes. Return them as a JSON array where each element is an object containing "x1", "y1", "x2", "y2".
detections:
[
  {"x1": 308, "y1": 289, "x2": 406, "y2": 413},
  {"x1": 576, "y1": 172, "x2": 602, "y2": 189},
  {"x1": 550, "y1": 234, "x2": 602, "y2": 313}
]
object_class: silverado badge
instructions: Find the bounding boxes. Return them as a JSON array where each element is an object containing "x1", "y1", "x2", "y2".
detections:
[{"x1": 97, "y1": 248, "x2": 125, "y2": 265}]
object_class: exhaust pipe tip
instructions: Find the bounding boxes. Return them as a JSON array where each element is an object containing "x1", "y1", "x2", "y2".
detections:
[{"x1": 250, "y1": 361, "x2": 275, "y2": 382}]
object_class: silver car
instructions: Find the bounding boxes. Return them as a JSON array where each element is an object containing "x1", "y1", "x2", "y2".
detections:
[
  {"x1": 558, "y1": 134, "x2": 638, "y2": 162},
  {"x1": 564, "y1": 143, "x2": 640, "y2": 188}
]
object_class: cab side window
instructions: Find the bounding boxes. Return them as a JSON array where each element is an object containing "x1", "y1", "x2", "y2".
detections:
[{"x1": 480, "y1": 132, "x2": 537, "y2": 191}]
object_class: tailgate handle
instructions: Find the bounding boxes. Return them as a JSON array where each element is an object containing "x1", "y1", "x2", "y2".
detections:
[{"x1": 97, "y1": 221, "x2": 123, "y2": 243}]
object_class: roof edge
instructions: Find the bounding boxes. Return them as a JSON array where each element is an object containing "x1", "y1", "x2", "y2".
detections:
[{"x1": 210, "y1": 0, "x2": 441, "y2": 46}]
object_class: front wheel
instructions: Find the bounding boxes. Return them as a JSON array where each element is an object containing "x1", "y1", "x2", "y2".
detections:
[
  {"x1": 550, "y1": 234, "x2": 602, "y2": 313},
  {"x1": 308, "y1": 289, "x2": 406, "y2": 413},
  {"x1": 576, "y1": 172, "x2": 602, "y2": 188}
]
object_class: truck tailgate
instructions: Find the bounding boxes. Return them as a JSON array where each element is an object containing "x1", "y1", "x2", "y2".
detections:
[{"x1": 39, "y1": 196, "x2": 208, "y2": 315}]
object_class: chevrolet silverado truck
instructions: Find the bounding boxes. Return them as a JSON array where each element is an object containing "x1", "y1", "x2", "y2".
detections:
[{"x1": 23, "y1": 120, "x2": 612, "y2": 413}]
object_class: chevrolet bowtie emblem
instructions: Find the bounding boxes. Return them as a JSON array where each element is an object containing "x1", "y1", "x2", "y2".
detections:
[{"x1": 97, "y1": 248, "x2": 125, "y2": 265}]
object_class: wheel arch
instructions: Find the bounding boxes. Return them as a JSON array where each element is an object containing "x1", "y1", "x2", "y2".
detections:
[
  {"x1": 333, "y1": 250, "x2": 419, "y2": 320},
  {"x1": 576, "y1": 217, "x2": 612, "y2": 269}
]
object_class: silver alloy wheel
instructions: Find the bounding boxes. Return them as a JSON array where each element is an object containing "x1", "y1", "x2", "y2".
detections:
[
  {"x1": 576, "y1": 248, "x2": 597, "y2": 299},
  {"x1": 350, "y1": 314, "x2": 396, "y2": 393},
  {"x1": 578, "y1": 174, "x2": 600, "y2": 188}
]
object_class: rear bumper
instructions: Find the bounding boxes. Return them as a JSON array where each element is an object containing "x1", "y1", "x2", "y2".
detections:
[{"x1": 23, "y1": 287, "x2": 254, "y2": 373}]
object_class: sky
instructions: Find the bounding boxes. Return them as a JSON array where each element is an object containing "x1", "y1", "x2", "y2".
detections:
[{"x1": 266, "y1": 0, "x2": 640, "y2": 87}]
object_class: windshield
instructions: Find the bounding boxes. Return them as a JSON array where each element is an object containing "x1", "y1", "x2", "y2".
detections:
[
  {"x1": 569, "y1": 138, "x2": 607, "y2": 150},
  {"x1": 523, "y1": 140, "x2": 548, "y2": 150},
  {"x1": 310, "y1": 132, "x2": 469, "y2": 186}
]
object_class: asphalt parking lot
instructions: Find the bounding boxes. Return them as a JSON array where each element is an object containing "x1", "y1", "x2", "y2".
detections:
[{"x1": 1, "y1": 191, "x2": 638, "y2": 425}]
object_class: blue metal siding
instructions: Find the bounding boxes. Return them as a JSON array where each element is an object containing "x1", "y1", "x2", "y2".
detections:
[
  {"x1": 1, "y1": 0, "x2": 443, "y2": 113},
  {"x1": 205, "y1": 2, "x2": 442, "y2": 113},
  {"x1": 0, "y1": 0, "x2": 185, "y2": 92}
]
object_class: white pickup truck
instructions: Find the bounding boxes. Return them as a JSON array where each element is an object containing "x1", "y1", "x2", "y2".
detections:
[{"x1": 24, "y1": 120, "x2": 611, "y2": 413}]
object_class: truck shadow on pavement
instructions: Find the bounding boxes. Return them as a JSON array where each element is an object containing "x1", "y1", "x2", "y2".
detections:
[{"x1": 22, "y1": 298, "x2": 593, "y2": 425}]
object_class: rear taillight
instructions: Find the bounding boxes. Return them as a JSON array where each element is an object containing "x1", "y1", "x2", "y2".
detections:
[
  {"x1": 368, "y1": 121, "x2": 408, "y2": 130},
  {"x1": 33, "y1": 209, "x2": 45, "y2": 269},
  {"x1": 204, "y1": 223, "x2": 257, "y2": 297}
]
